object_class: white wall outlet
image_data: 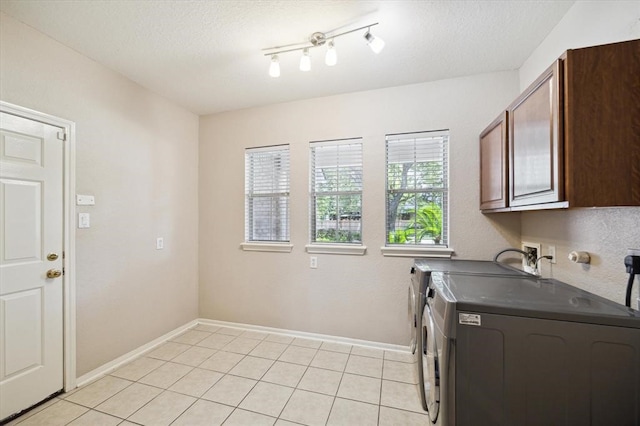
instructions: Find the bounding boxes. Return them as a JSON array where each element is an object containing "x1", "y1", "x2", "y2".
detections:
[
  {"x1": 310, "y1": 256, "x2": 318, "y2": 269},
  {"x1": 78, "y1": 213, "x2": 90, "y2": 228},
  {"x1": 521, "y1": 241, "x2": 541, "y2": 274},
  {"x1": 547, "y1": 245, "x2": 557, "y2": 264},
  {"x1": 156, "y1": 237, "x2": 164, "y2": 250}
]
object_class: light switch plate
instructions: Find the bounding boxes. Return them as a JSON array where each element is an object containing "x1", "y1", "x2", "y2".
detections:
[
  {"x1": 76, "y1": 194, "x2": 95, "y2": 205},
  {"x1": 156, "y1": 237, "x2": 164, "y2": 250},
  {"x1": 78, "y1": 213, "x2": 90, "y2": 228}
]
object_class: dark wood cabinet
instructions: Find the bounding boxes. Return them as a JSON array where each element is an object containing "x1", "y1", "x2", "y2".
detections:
[
  {"x1": 479, "y1": 112, "x2": 509, "y2": 210},
  {"x1": 480, "y1": 39, "x2": 640, "y2": 212},
  {"x1": 563, "y1": 40, "x2": 640, "y2": 207}
]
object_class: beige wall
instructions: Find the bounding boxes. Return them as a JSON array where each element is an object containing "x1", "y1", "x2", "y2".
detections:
[
  {"x1": 0, "y1": 13, "x2": 200, "y2": 376},
  {"x1": 518, "y1": 1, "x2": 640, "y2": 305},
  {"x1": 199, "y1": 72, "x2": 522, "y2": 345}
]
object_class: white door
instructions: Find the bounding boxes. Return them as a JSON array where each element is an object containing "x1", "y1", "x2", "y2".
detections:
[{"x1": 0, "y1": 112, "x2": 64, "y2": 419}]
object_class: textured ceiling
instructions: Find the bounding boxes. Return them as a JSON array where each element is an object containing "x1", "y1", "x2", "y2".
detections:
[{"x1": 0, "y1": 0, "x2": 575, "y2": 115}]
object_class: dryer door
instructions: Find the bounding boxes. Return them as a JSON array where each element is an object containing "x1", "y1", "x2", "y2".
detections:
[
  {"x1": 408, "y1": 285, "x2": 417, "y2": 353},
  {"x1": 422, "y1": 304, "x2": 440, "y2": 423}
]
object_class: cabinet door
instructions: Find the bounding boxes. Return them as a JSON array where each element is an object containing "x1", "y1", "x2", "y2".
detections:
[
  {"x1": 509, "y1": 60, "x2": 563, "y2": 207},
  {"x1": 564, "y1": 40, "x2": 640, "y2": 207},
  {"x1": 479, "y1": 112, "x2": 508, "y2": 210}
]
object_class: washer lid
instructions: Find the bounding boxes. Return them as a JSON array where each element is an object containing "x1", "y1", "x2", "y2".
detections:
[{"x1": 435, "y1": 273, "x2": 640, "y2": 328}]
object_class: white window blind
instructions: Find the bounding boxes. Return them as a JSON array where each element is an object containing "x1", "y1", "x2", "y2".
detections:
[
  {"x1": 245, "y1": 145, "x2": 290, "y2": 242},
  {"x1": 310, "y1": 139, "x2": 363, "y2": 244},
  {"x1": 386, "y1": 130, "x2": 449, "y2": 246}
]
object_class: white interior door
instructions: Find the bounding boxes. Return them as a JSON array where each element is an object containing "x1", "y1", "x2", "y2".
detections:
[{"x1": 0, "y1": 112, "x2": 64, "y2": 419}]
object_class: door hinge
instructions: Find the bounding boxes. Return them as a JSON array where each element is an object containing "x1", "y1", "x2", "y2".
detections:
[
  {"x1": 62, "y1": 267, "x2": 65, "y2": 276},
  {"x1": 57, "y1": 130, "x2": 66, "y2": 141},
  {"x1": 62, "y1": 251, "x2": 65, "y2": 259}
]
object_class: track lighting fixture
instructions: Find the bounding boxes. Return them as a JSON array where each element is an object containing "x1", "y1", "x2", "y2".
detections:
[{"x1": 263, "y1": 22, "x2": 383, "y2": 77}]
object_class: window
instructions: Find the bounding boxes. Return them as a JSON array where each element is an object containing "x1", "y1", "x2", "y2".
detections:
[
  {"x1": 386, "y1": 131, "x2": 449, "y2": 247},
  {"x1": 310, "y1": 139, "x2": 363, "y2": 244},
  {"x1": 245, "y1": 145, "x2": 290, "y2": 243}
]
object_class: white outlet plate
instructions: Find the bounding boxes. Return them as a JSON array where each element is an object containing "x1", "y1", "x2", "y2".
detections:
[
  {"x1": 310, "y1": 256, "x2": 318, "y2": 269},
  {"x1": 156, "y1": 237, "x2": 164, "y2": 250},
  {"x1": 521, "y1": 241, "x2": 541, "y2": 274}
]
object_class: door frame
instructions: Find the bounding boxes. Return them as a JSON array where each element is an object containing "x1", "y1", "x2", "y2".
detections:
[{"x1": 0, "y1": 100, "x2": 77, "y2": 392}]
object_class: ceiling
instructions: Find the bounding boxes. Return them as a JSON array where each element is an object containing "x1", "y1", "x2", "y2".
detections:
[{"x1": 0, "y1": 0, "x2": 575, "y2": 115}]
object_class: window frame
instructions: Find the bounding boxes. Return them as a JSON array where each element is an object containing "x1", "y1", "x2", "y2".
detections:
[
  {"x1": 307, "y1": 138, "x2": 366, "y2": 255},
  {"x1": 242, "y1": 145, "x2": 292, "y2": 252},
  {"x1": 382, "y1": 130, "x2": 453, "y2": 258}
]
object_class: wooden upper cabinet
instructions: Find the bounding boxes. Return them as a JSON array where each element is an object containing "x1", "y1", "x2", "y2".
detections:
[
  {"x1": 479, "y1": 112, "x2": 509, "y2": 210},
  {"x1": 563, "y1": 39, "x2": 640, "y2": 207},
  {"x1": 509, "y1": 60, "x2": 563, "y2": 208},
  {"x1": 480, "y1": 39, "x2": 640, "y2": 212}
]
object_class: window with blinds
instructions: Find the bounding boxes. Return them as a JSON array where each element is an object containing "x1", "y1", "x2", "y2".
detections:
[
  {"x1": 386, "y1": 130, "x2": 449, "y2": 246},
  {"x1": 310, "y1": 139, "x2": 363, "y2": 244},
  {"x1": 245, "y1": 145, "x2": 290, "y2": 242}
]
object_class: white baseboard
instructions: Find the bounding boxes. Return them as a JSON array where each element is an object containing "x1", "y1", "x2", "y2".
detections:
[
  {"x1": 197, "y1": 318, "x2": 409, "y2": 353},
  {"x1": 75, "y1": 319, "x2": 198, "y2": 388},
  {"x1": 74, "y1": 318, "x2": 409, "y2": 389}
]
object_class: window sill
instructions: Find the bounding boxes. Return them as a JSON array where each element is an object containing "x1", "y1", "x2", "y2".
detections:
[
  {"x1": 241, "y1": 242, "x2": 293, "y2": 253},
  {"x1": 380, "y1": 246, "x2": 454, "y2": 258},
  {"x1": 305, "y1": 244, "x2": 367, "y2": 256}
]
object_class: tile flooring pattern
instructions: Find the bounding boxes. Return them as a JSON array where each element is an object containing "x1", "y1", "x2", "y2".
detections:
[{"x1": 8, "y1": 325, "x2": 429, "y2": 426}]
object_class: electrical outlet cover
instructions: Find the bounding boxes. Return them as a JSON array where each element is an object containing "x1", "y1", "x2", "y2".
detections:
[{"x1": 521, "y1": 242, "x2": 541, "y2": 274}]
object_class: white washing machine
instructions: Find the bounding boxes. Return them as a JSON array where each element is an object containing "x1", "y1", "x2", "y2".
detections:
[{"x1": 409, "y1": 260, "x2": 530, "y2": 414}]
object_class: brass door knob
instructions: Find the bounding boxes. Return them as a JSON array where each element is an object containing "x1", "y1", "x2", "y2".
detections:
[
  {"x1": 47, "y1": 253, "x2": 59, "y2": 261},
  {"x1": 46, "y1": 269, "x2": 62, "y2": 279}
]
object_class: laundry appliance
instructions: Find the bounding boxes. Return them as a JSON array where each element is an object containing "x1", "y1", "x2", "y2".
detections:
[
  {"x1": 408, "y1": 259, "x2": 531, "y2": 411},
  {"x1": 414, "y1": 260, "x2": 640, "y2": 426}
]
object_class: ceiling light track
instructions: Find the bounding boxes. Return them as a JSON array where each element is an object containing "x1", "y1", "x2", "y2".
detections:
[{"x1": 263, "y1": 22, "x2": 384, "y2": 77}]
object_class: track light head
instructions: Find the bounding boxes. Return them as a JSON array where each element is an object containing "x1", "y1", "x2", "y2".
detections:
[
  {"x1": 269, "y1": 55, "x2": 280, "y2": 78},
  {"x1": 325, "y1": 40, "x2": 337, "y2": 66},
  {"x1": 364, "y1": 30, "x2": 385, "y2": 54},
  {"x1": 300, "y1": 48, "x2": 311, "y2": 72}
]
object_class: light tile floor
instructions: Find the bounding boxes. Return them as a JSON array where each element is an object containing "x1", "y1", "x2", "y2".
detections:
[{"x1": 7, "y1": 325, "x2": 429, "y2": 426}]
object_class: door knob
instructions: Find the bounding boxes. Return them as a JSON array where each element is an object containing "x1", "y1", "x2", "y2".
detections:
[
  {"x1": 46, "y1": 269, "x2": 62, "y2": 279},
  {"x1": 47, "y1": 253, "x2": 59, "y2": 261}
]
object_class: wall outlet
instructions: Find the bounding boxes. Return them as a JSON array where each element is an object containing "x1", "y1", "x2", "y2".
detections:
[
  {"x1": 310, "y1": 256, "x2": 318, "y2": 269},
  {"x1": 521, "y1": 241, "x2": 541, "y2": 274},
  {"x1": 547, "y1": 245, "x2": 556, "y2": 264},
  {"x1": 156, "y1": 237, "x2": 164, "y2": 250}
]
